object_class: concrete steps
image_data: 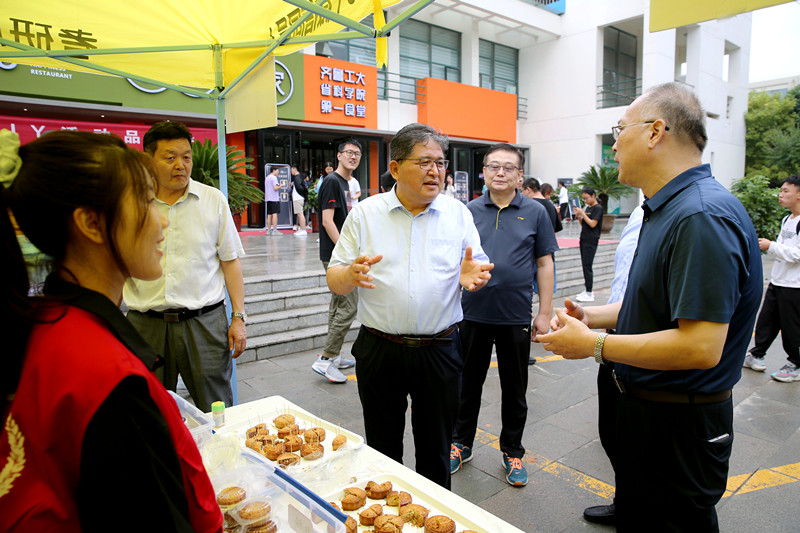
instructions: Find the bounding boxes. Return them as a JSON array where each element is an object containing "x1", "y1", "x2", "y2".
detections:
[{"x1": 239, "y1": 241, "x2": 619, "y2": 362}]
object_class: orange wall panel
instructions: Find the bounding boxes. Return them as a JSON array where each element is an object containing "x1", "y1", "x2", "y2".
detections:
[
  {"x1": 369, "y1": 140, "x2": 380, "y2": 196},
  {"x1": 417, "y1": 78, "x2": 517, "y2": 143},
  {"x1": 304, "y1": 55, "x2": 377, "y2": 129}
]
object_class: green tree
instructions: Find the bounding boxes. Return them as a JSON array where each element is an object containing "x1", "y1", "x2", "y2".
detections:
[
  {"x1": 764, "y1": 126, "x2": 800, "y2": 174},
  {"x1": 576, "y1": 165, "x2": 635, "y2": 213},
  {"x1": 745, "y1": 90, "x2": 799, "y2": 182},
  {"x1": 191, "y1": 140, "x2": 264, "y2": 213},
  {"x1": 731, "y1": 173, "x2": 784, "y2": 239}
]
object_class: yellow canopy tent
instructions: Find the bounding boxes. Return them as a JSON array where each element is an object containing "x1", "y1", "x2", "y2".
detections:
[
  {"x1": 0, "y1": 0, "x2": 432, "y2": 195},
  {"x1": 650, "y1": 0, "x2": 792, "y2": 32}
]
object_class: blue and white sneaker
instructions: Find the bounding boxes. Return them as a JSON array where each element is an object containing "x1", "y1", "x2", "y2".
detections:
[
  {"x1": 743, "y1": 354, "x2": 766, "y2": 372},
  {"x1": 330, "y1": 354, "x2": 355, "y2": 369},
  {"x1": 502, "y1": 453, "x2": 528, "y2": 487},
  {"x1": 450, "y1": 443, "x2": 472, "y2": 474},
  {"x1": 772, "y1": 363, "x2": 800, "y2": 383}
]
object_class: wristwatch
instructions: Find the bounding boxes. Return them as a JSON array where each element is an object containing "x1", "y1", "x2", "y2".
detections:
[
  {"x1": 231, "y1": 312, "x2": 247, "y2": 322},
  {"x1": 594, "y1": 332, "x2": 608, "y2": 364}
]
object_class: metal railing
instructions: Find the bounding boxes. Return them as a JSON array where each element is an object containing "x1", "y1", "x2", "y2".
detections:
[
  {"x1": 379, "y1": 71, "x2": 528, "y2": 121},
  {"x1": 596, "y1": 77, "x2": 642, "y2": 109},
  {"x1": 378, "y1": 71, "x2": 425, "y2": 104},
  {"x1": 517, "y1": 96, "x2": 528, "y2": 120}
]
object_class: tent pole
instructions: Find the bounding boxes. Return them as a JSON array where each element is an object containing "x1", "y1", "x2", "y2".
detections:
[
  {"x1": 216, "y1": 98, "x2": 228, "y2": 198},
  {"x1": 213, "y1": 49, "x2": 239, "y2": 406}
]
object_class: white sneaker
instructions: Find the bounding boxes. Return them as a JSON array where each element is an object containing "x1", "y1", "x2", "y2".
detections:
[
  {"x1": 295, "y1": 229, "x2": 308, "y2": 236},
  {"x1": 330, "y1": 354, "x2": 355, "y2": 369},
  {"x1": 743, "y1": 354, "x2": 766, "y2": 372},
  {"x1": 575, "y1": 291, "x2": 595, "y2": 302},
  {"x1": 312, "y1": 356, "x2": 347, "y2": 383}
]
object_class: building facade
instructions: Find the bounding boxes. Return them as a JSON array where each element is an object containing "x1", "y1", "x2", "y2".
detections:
[{"x1": 0, "y1": 0, "x2": 751, "y2": 222}]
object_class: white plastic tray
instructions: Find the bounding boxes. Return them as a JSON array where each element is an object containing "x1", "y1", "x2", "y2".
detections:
[
  {"x1": 325, "y1": 473, "x2": 490, "y2": 533},
  {"x1": 214, "y1": 405, "x2": 364, "y2": 476}
]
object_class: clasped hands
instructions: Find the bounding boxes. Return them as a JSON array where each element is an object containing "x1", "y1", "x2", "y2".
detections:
[{"x1": 535, "y1": 298, "x2": 596, "y2": 359}]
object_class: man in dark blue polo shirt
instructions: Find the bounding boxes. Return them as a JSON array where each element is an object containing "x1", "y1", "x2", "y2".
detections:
[
  {"x1": 450, "y1": 144, "x2": 558, "y2": 487},
  {"x1": 537, "y1": 83, "x2": 761, "y2": 531}
]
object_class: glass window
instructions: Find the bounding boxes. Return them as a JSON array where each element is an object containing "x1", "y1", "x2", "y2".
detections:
[
  {"x1": 478, "y1": 39, "x2": 518, "y2": 95},
  {"x1": 600, "y1": 26, "x2": 638, "y2": 108},
  {"x1": 399, "y1": 19, "x2": 461, "y2": 84}
]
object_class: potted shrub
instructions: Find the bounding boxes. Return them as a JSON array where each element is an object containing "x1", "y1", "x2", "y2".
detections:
[
  {"x1": 577, "y1": 165, "x2": 635, "y2": 233},
  {"x1": 191, "y1": 139, "x2": 264, "y2": 230},
  {"x1": 306, "y1": 187, "x2": 319, "y2": 233}
]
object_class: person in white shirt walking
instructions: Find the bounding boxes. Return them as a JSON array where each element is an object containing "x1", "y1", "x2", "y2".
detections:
[
  {"x1": 347, "y1": 174, "x2": 361, "y2": 208},
  {"x1": 744, "y1": 175, "x2": 800, "y2": 382},
  {"x1": 558, "y1": 180, "x2": 571, "y2": 221}
]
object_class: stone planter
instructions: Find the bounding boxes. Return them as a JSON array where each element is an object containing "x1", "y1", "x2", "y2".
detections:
[{"x1": 601, "y1": 214, "x2": 616, "y2": 233}]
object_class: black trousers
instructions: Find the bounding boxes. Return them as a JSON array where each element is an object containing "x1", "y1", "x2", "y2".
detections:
[
  {"x1": 351, "y1": 325, "x2": 462, "y2": 489},
  {"x1": 452, "y1": 321, "x2": 530, "y2": 458},
  {"x1": 579, "y1": 240, "x2": 599, "y2": 292},
  {"x1": 750, "y1": 283, "x2": 800, "y2": 366},
  {"x1": 596, "y1": 362, "x2": 620, "y2": 484},
  {"x1": 615, "y1": 394, "x2": 733, "y2": 532}
]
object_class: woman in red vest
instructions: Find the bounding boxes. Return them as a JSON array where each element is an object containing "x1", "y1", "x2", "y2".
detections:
[{"x1": 0, "y1": 130, "x2": 222, "y2": 532}]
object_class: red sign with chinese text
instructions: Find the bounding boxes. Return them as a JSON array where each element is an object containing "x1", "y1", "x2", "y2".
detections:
[
  {"x1": 303, "y1": 55, "x2": 377, "y2": 129},
  {"x1": 0, "y1": 115, "x2": 217, "y2": 148}
]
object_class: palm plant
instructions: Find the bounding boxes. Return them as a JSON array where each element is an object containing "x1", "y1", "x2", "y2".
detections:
[
  {"x1": 577, "y1": 165, "x2": 634, "y2": 213},
  {"x1": 191, "y1": 139, "x2": 264, "y2": 213}
]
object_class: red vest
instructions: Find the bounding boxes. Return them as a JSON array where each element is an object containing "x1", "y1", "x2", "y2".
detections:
[{"x1": 0, "y1": 306, "x2": 223, "y2": 532}]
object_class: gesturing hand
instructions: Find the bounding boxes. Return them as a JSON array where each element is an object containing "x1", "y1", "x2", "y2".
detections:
[
  {"x1": 460, "y1": 246, "x2": 494, "y2": 292},
  {"x1": 348, "y1": 254, "x2": 383, "y2": 289}
]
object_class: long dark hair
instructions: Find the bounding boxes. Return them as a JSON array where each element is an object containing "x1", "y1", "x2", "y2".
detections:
[{"x1": 2, "y1": 130, "x2": 156, "y2": 404}]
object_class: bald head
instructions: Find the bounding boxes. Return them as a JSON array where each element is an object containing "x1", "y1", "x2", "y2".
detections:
[{"x1": 636, "y1": 82, "x2": 707, "y2": 154}]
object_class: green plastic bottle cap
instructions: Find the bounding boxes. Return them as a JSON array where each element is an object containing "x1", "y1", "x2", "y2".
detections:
[{"x1": 211, "y1": 401, "x2": 225, "y2": 412}]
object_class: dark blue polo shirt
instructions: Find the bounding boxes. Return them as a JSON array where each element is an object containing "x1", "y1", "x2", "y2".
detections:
[
  {"x1": 615, "y1": 164, "x2": 762, "y2": 394},
  {"x1": 462, "y1": 191, "x2": 559, "y2": 325}
]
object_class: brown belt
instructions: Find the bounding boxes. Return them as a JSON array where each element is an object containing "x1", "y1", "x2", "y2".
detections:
[
  {"x1": 616, "y1": 378, "x2": 731, "y2": 405},
  {"x1": 142, "y1": 300, "x2": 224, "y2": 323},
  {"x1": 364, "y1": 325, "x2": 456, "y2": 347}
]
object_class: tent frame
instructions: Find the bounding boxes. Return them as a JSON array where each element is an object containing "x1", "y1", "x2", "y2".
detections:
[{"x1": 0, "y1": 0, "x2": 433, "y2": 196}]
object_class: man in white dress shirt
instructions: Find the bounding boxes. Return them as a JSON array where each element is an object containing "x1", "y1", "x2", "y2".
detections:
[
  {"x1": 125, "y1": 121, "x2": 246, "y2": 412},
  {"x1": 327, "y1": 123, "x2": 494, "y2": 488}
]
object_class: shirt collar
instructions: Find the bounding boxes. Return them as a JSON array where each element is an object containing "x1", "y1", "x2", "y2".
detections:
[
  {"x1": 386, "y1": 187, "x2": 444, "y2": 215},
  {"x1": 642, "y1": 164, "x2": 711, "y2": 216},
  {"x1": 481, "y1": 189, "x2": 523, "y2": 208},
  {"x1": 43, "y1": 275, "x2": 162, "y2": 370},
  {"x1": 184, "y1": 178, "x2": 201, "y2": 200}
]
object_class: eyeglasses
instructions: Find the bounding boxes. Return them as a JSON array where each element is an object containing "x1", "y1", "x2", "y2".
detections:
[
  {"x1": 611, "y1": 120, "x2": 669, "y2": 140},
  {"x1": 340, "y1": 149, "x2": 362, "y2": 157},
  {"x1": 484, "y1": 164, "x2": 520, "y2": 174},
  {"x1": 396, "y1": 158, "x2": 449, "y2": 171}
]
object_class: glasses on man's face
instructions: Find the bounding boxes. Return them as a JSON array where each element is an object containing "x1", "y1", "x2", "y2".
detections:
[
  {"x1": 484, "y1": 164, "x2": 520, "y2": 174},
  {"x1": 611, "y1": 120, "x2": 670, "y2": 140},
  {"x1": 396, "y1": 158, "x2": 449, "y2": 172},
  {"x1": 340, "y1": 149, "x2": 362, "y2": 158}
]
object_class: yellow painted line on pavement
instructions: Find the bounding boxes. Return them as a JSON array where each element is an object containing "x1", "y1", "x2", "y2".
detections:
[{"x1": 347, "y1": 351, "x2": 800, "y2": 499}]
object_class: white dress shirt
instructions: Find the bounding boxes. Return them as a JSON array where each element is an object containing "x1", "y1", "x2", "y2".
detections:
[
  {"x1": 607, "y1": 206, "x2": 644, "y2": 305},
  {"x1": 329, "y1": 190, "x2": 489, "y2": 335},
  {"x1": 124, "y1": 179, "x2": 245, "y2": 311}
]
